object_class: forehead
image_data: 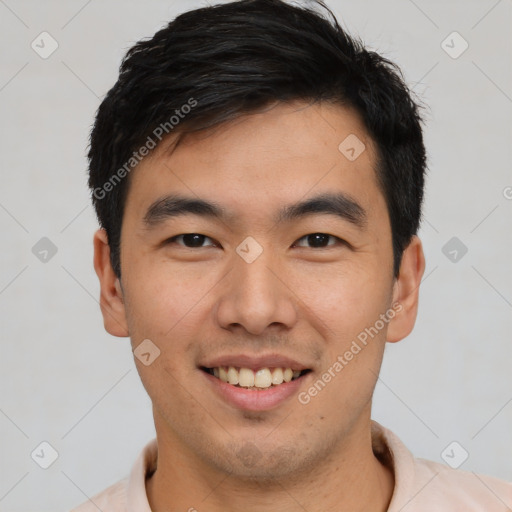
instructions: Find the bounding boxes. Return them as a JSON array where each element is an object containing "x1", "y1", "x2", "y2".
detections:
[{"x1": 124, "y1": 101, "x2": 384, "y2": 229}]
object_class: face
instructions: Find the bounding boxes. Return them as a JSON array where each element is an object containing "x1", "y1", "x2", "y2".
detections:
[{"x1": 94, "y1": 100, "x2": 424, "y2": 480}]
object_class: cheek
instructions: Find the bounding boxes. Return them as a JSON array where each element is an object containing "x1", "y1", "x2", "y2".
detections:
[
  {"x1": 123, "y1": 259, "x2": 216, "y2": 340},
  {"x1": 290, "y1": 262, "x2": 391, "y2": 341}
]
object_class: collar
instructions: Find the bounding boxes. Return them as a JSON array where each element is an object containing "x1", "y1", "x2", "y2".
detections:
[{"x1": 124, "y1": 420, "x2": 410, "y2": 511}]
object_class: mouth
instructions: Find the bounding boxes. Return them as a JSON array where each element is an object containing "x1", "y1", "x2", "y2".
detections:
[
  {"x1": 199, "y1": 354, "x2": 314, "y2": 411},
  {"x1": 201, "y1": 366, "x2": 312, "y2": 390}
]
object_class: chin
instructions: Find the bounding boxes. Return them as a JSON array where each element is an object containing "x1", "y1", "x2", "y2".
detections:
[{"x1": 208, "y1": 439, "x2": 316, "y2": 482}]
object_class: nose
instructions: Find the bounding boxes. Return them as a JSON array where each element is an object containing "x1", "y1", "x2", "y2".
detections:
[{"x1": 215, "y1": 247, "x2": 298, "y2": 336}]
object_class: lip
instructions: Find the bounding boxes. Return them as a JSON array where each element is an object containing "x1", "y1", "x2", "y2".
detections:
[
  {"x1": 201, "y1": 369, "x2": 311, "y2": 412},
  {"x1": 199, "y1": 353, "x2": 311, "y2": 372}
]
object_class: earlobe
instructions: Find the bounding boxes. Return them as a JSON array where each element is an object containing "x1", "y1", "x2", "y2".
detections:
[
  {"x1": 93, "y1": 228, "x2": 129, "y2": 337},
  {"x1": 386, "y1": 236, "x2": 425, "y2": 343}
]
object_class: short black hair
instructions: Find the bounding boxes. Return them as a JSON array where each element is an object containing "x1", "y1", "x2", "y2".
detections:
[{"x1": 88, "y1": 0, "x2": 427, "y2": 279}]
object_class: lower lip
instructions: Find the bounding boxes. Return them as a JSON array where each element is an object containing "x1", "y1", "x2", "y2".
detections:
[{"x1": 201, "y1": 370, "x2": 307, "y2": 412}]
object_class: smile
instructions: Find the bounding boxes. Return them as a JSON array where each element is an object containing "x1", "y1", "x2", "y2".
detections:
[{"x1": 201, "y1": 366, "x2": 311, "y2": 389}]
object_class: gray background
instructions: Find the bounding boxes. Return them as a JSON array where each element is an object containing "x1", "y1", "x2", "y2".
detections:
[{"x1": 0, "y1": 0, "x2": 511, "y2": 510}]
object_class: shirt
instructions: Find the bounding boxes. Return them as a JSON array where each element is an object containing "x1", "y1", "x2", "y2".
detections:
[{"x1": 71, "y1": 421, "x2": 512, "y2": 511}]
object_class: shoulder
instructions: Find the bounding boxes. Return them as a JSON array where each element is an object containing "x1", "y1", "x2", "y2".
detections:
[
  {"x1": 371, "y1": 421, "x2": 512, "y2": 511},
  {"x1": 70, "y1": 477, "x2": 128, "y2": 512},
  {"x1": 68, "y1": 437, "x2": 157, "y2": 512},
  {"x1": 410, "y1": 457, "x2": 512, "y2": 510}
]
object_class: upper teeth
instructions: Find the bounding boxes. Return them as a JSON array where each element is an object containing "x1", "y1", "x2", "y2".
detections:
[{"x1": 212, "y1": 367, "x2": 301, "y2": 388}]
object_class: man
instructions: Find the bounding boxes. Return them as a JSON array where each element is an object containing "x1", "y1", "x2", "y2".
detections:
[{"x1": 74, "y1": 0, "x2": 512, "y2": 510}]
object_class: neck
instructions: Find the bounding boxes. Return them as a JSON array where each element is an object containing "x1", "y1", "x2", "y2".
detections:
[{"x1": 146, "y1": 413, "x2": 394, "y2": 512}]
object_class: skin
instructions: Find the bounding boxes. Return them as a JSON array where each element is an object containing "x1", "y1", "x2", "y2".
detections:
[{"x1": 93, "y1": 100, "x2": 425, "y2": 511}]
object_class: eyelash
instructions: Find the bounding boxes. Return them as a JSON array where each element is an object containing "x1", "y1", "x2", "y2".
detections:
[{"x1": 164, "y1": 233, "x2": 346, "y2": 249}]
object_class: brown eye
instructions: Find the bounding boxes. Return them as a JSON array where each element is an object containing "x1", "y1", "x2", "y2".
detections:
[
  {"x1": 294, "y1": 233, "x2": 343, "y2": 248},
  {"x1": 167, "y1": 234, "x2": 216, "y2": 248}
]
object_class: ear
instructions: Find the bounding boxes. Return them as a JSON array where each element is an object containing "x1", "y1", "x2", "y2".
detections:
[
  {"x1": 93, "y1": 228, "x2": 129, "y2": 337},
  {"x1": 386, "y1": 235, "x2": 425, "y2": 343}
]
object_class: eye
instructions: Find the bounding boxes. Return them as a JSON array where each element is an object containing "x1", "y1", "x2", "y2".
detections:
[
  {"x1": 165, "y1": 233, "x2": 217, "y2": 248},
  {"x1": 164, "y1": 232, "x2": 345, "y2": 250},
  {"x1": 293, "y1": 233, "x2": 344, "y2": 249}
]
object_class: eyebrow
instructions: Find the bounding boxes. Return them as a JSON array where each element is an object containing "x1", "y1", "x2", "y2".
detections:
[{"x1": 143, "y1": 192, "x2": 367, "y2": 230}]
